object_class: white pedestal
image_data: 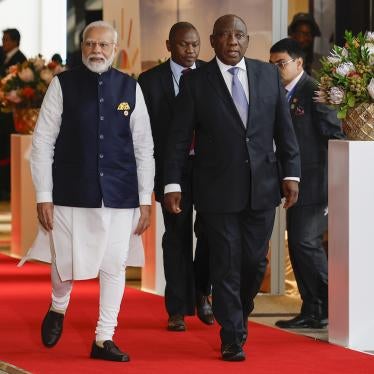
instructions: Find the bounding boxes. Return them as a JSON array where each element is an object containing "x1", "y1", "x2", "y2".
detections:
[
  {"x1": 328, "y1": 140, "x2": 374, "y2": 351},
  {"x1": 11, "y1": 134, "x2": 38, "y2": 257}
]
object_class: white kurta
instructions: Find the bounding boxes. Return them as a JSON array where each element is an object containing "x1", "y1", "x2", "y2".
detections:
[{"x1": 19, "y1": 75, "x2": 155, "y2": 281}]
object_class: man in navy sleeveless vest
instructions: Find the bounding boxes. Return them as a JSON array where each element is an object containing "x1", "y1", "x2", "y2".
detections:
[{"x1": 25, "y1": 21, "x2": 155, "y2": 362}]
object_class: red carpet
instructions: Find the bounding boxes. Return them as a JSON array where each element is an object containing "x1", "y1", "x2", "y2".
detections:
[{"x1": 1, "y1": 253, "x2": 373, "y2": 374}]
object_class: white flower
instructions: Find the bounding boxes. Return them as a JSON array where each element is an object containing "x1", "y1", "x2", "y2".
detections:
[
  {"x1": 367, "y1": 78, "x2": 374, "y2": 100},
  {"x1": 363, "y1": 43, "x2": 374, "y2": 64},
  {"x1": 5, "y1": 90, "x2": 22, "y2": 103},
  {"x1": 18, "y1": 67, "x2": 34, "y2": 82},
  {"x1": 341, "y1": 48, "x2": 349, "y2": 57},
  {"x1": 40, "y1": 68, "x2": 53, "y2": 83},
  {"x1": 365, "y1": 31, "x2": 374, "y2": 42},
  {"x1": 329, "y1": 87, "x2": 345, "y2": 104},
  {"x1": 327, "y1": 56, "x2": 341, "y2": 64},
  {"x1": 33, "y1": 57, "x2": 46, "y2": 71},
  {"x1": 336, "y1": 61, "x2": 355, "y2": 76}
]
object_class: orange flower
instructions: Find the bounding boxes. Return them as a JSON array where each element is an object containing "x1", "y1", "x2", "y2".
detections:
[{"x1": 22, "y1": 86, "x2": 36, "y2": 99}]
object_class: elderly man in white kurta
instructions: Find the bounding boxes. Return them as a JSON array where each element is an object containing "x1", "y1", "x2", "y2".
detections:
[{"x1": 20, "y1": 21, "x2": 155, "y2": 362}]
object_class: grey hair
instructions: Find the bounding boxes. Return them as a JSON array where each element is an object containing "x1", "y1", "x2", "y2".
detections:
[{"x1": 82, "y1": 21, "x2": 118, "y2": 43}]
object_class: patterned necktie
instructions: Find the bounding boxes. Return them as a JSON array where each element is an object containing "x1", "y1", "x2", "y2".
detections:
[{"x1": 228, "y1": 67, "x2": 248, "y2": 126}]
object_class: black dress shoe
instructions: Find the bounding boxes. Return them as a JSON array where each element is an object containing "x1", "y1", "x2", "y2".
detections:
[
  {"x1": 275, "y1": 314, "x2": 319, "y2": 329},
  {"x1": 221, "y1": 343, "x2": 246, "y2": 361},
  {"x1": 196, "y1": 295, "x2": 214, "y2": 325},
  {"x1": 41, "y1": 309, "x2": 64, "y2": 347},
  {"x1": 90, "y1": 341, "x2": 130, "y2": 362},
  {"x1": 167, "y1": 314, "x2": 186, "y2": 331}
]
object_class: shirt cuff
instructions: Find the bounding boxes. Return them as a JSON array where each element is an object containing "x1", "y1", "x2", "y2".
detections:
[
  {"x1": 36, "y1": 192, "x2": 53, "y2": 203},
  {"x1": 139, "y1": 193, "x2": 152, "y2": 205},
  {"x1": 164, "y1": 184, "x2": 181, "y2": 194},
  {"x1": 283, "y1": 177, "x2": 300, "y2": 182}
]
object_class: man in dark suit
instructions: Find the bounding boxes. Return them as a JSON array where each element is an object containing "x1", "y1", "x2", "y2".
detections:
[
  {"x1": 138, "y1": 22, "x2": 213, "y2": 332},
  {"x1": 164, "y1": 15, "x2": 300, "y2": 361},
  {"x1": 269, "y1": 38, "x2": 344, "y2": 329},
  {"x1": 0, "y1": 28, "x2": 26, "y2": 75},
  {"x1": 0, "y1": 28, "x2": 27, "y2": 201}
]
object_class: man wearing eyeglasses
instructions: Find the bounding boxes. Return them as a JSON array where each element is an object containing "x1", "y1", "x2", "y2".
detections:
[
  {"x1": 269, "y1": 38, "x2": 344, "y2": 330},
  {"x1": 21, "y1": 21, "x2": 155, "y2": 362},
  {"x1": 164, "y1": 15, "x2": 300, "y2": 361}
]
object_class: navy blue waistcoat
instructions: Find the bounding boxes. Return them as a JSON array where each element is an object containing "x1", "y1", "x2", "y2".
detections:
[{"x1": 53, "y1": 65, "x2": 139, "y2": 208}]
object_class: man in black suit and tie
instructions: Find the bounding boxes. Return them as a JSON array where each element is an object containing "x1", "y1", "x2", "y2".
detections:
[
  {"x1": 138, "y1": 22, "x2": 213, "y2": 332},
  {"x1": 164, "y1": 15, "x2": 300, "y2": 361},
  {"x1": 269, "y1": 38, "x2": 344, "y2": 330},
  {"x1": 0, "y1": 28, "x2": 27, "y2": 201}
]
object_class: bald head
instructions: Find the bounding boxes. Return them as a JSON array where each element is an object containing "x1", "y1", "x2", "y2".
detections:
[{"x1": 213, "y1": 14, "x2": 247, "y2": 36}]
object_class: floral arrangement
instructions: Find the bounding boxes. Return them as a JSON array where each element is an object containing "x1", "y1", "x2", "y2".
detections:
[
  {"x1": 0, "y1": 56, "x2": 65, "y2": 111},
  {"x1": 315, "y1": 31, "x2": 374, "y2": 119}
]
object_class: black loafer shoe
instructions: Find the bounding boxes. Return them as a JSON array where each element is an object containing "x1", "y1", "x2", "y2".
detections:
[
  {"x1": 275, "y1": 314, "x2": 318, "y2": 329},
  {"x1": 41, "y1": 309, "x2": 64, "y2": 347},
  {"x1": 90, "y1": 340, "x2": 130, "y2": 362},
  {"x1": 196, "y1": 295, "x2": 214, "y2": 325},
  {"x1": 221, "y1": 343, "x2": 246, "y2": 361},
  {"x1": 167, "y1": 314, "x2": 186, "y2": 331}
]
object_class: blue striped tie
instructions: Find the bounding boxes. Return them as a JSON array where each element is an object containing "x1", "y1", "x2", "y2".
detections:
[{"x1": 228, "y1": 67, "x2": 248, "y2": 126}]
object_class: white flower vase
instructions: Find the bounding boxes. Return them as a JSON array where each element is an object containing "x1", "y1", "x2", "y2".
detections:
[{"x1": 343, "y1": 103, "x2": 374, "y2": 140}]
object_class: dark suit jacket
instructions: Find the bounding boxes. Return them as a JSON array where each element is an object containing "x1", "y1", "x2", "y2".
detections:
[
  {"x1": 138, "y1": 59, "x2": 204, "y2": 201},
  {"x1": 164, "y1": 57, "x2": 301, "y2": 213},
  {"x1": 0, "y1": 49, "x2": 27, "y2": 77},
  {"x1": 288, "y1": 72, "x2": 344, "y2": 206}
]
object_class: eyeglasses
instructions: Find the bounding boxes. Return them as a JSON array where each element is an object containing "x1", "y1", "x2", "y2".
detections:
[
  {"x1": 83, "y1": 40, "x2": 115, "y2": 51},
  {"x1": 271, "y1": 58, "x2": 295, "y2": 69},
  {"x1": 215, "y1": 31, "x2": 248, "y2": 41}
]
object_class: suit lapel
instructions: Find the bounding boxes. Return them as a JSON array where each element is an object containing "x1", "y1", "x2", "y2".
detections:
[
  {"x1": 160, "y1": 60, "x2": 175, "y2": 107},
  {"x1": 245, "y1": 58, "x2": 259, "y2": 135},
  {"x1": 291, "y1": 72, "x2": 307, "y2": 101},
  {"x1": 206, "y1": 59, "x2": 246, "y2": 132}
]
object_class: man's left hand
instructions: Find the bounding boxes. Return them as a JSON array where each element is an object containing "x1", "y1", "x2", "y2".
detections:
[
  {"x1": 282, "y1": 180, "x2": 299, "y2": 209},
  {"x1": 134, "y1": 205, "x2": 151, "y2": 235}
]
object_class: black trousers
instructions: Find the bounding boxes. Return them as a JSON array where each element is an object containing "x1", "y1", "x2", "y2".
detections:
[
  {"x1": 161, "y1": 191, "x2": 210, "y2": 317},
  {"x1": 287, "y1": 204, "x2": 328, "y2": 318},
  {"x1": 201, "y1": 205, "x2": 275, "y2": 346}
]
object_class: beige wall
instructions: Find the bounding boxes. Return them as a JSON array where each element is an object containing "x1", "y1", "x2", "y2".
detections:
[{"x1": 288, "y1": 0, "x2": 309, "y2": 23}]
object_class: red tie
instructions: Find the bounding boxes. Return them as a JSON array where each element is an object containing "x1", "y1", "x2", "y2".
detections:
[{"x1": 181, "y1": 67, "x2": 192, "y2": 75}]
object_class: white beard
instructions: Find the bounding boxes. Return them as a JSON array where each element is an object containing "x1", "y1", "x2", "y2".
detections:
[{"x1": 82, "y1": 50, "x2": 115, "y2": 73}]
